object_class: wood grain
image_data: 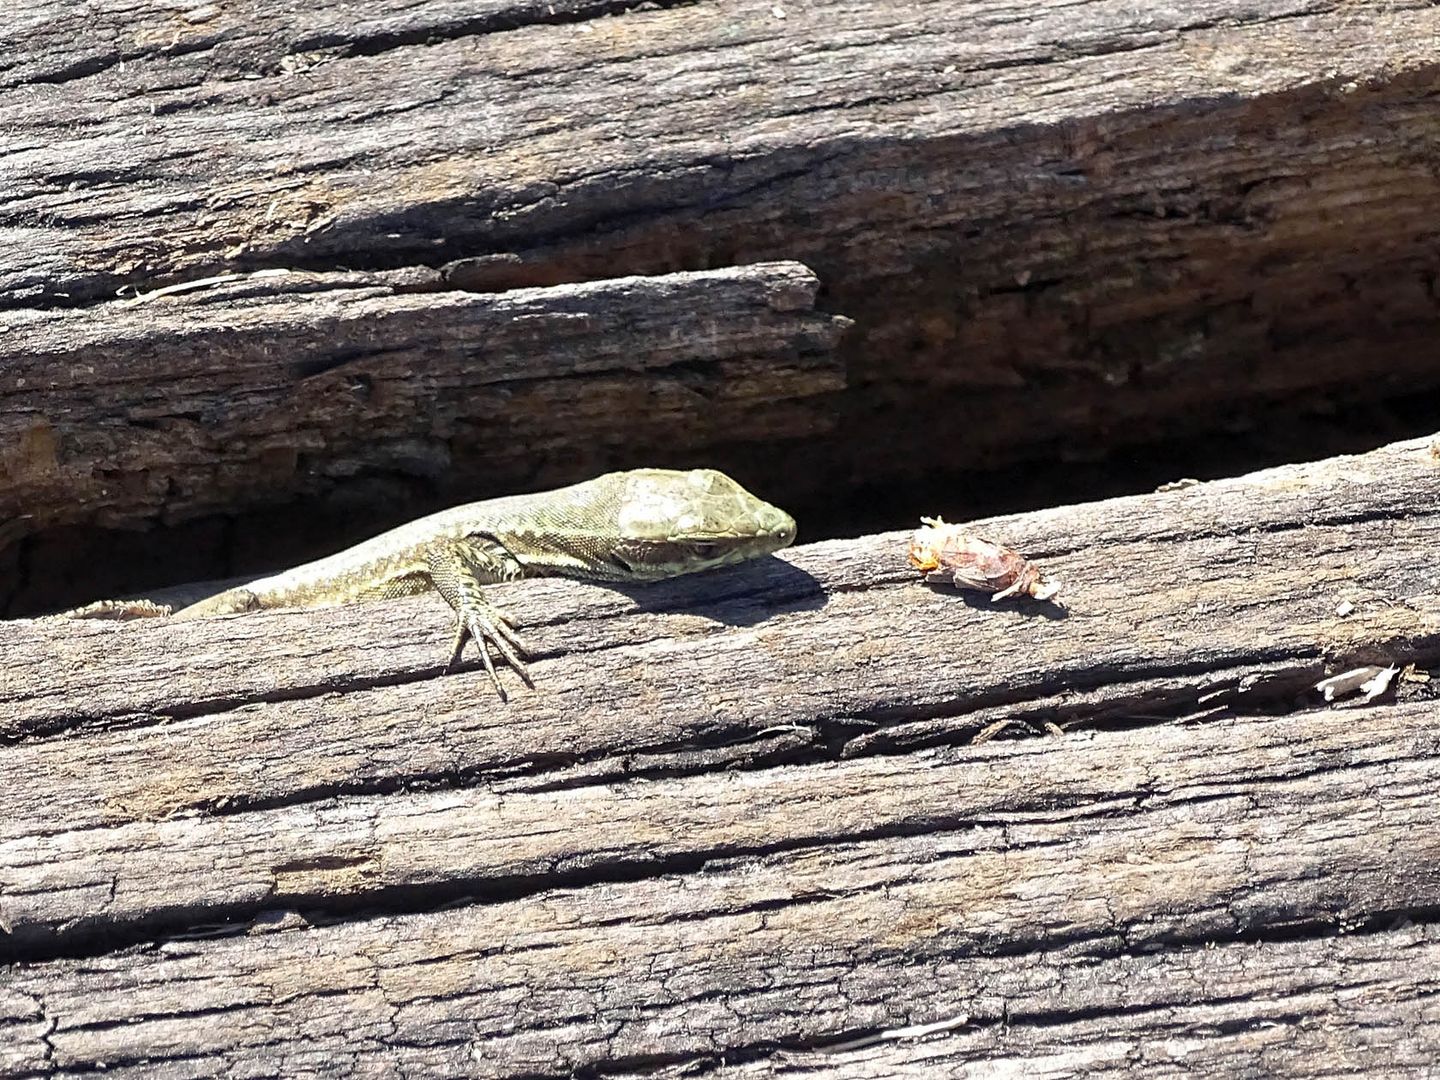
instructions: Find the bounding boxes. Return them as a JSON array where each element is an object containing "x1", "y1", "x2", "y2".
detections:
[
  {"x1": 2, "y1": 435, "x2": 1438, "y2": 1075},
  {"x1": 0, "y1": 261, "x2": 846, "y2": 532},
  {"x1": 4, "y1": 0, "x2": 1439, "y2": 554}
]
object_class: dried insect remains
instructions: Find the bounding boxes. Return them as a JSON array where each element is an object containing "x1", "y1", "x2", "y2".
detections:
[{"x1": 907, "y1": 517, "x2": 1061, "y2": 602}]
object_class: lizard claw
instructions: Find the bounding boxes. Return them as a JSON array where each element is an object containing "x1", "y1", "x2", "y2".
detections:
[{"x1": 446, "y1": 602, "x2": 533, "y2": 700}]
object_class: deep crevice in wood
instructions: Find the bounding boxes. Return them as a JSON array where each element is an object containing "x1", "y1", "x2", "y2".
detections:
[{"x1": 288, "y1": 0, "x2": 705, "y2": 64}]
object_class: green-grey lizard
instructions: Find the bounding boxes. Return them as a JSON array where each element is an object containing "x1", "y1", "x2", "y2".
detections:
[{"x1": 66, "y1": 468, "x2": 796, "y2": 699}]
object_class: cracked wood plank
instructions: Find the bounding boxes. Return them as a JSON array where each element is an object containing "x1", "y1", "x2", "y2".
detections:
[
  {"x1": 1, "y1": 698, "x2": 1437, "y2": 1075},
  {"x1": 4, "y1": 434, "x2": 1436, "y2": 743},
  {"x1": 1, "y1": 435, "x2": 1439, "y2": 1075},
  {"x1": 0, "y1": 259, "x2": 845, "y2": 540},
  {"x1": 634, "y1": 924, "x2": 1440, "y2": 1077},
  {"x1": 3, "y1": 690, "x2": 1439, "y2": 956},
  {"x1": 4, "y1": 0, "x2": 1440, "y2": 566}
]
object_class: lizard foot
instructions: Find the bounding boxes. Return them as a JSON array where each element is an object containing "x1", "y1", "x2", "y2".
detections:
[{"x1": 446, "y1": 598, "x2": 533, "y2": 701}]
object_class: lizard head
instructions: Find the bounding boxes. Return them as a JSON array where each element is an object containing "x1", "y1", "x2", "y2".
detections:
[{"x1": 600, "y1": 468, "x2": 796, "y2": 580}]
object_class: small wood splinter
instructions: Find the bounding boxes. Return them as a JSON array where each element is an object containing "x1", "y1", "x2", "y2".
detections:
[{"x1": 907, "y1": 516, "x2": 1062, "y2": 603}]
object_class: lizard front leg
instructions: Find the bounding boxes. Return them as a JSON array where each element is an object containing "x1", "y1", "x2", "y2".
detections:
[{"x1": 424, "y1": 538, "x2": 533, "y2": 700}]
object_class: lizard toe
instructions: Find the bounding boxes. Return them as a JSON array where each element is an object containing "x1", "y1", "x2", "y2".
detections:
[{"x1": 449, "y1": 607, "x2": 532, "y2": 699}]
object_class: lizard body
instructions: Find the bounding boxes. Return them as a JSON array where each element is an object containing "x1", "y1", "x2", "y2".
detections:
[{"x1": 159, "y1": 468, "x2": 794, "y2": 697}]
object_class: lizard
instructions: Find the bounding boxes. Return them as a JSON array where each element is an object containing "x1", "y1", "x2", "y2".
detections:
[{"x1": 61, "y1": 468, "x2": 796, "y2": 699}]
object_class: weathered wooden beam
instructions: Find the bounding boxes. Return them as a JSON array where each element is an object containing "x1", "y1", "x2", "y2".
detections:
[
  {"x1": 0, "y1": 262, "x2": 846, "y2": 531},
  {"x1": 1, "y1": 703, "x2": 1436, "y2": 1074},
  {"x1": 4, "y1": 0, "x2": 1438, "y2": 552},
  {"x1": 6, "y1": 434, "x2": 1435, "y2": 742},
  {"x1": 1, "y1": 435, "x2": 1437, "y2": 1075}
]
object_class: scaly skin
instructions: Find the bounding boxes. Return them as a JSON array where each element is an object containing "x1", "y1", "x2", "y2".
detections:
[{"x1": 168, "y1": 468, "x2": 796, "y2": 698}]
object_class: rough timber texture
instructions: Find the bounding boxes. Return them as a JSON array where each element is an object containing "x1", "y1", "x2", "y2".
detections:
[
  {"x1": 4, "y1": 0, "x2": 1440, "y2": 589},
  {"x1": 0, "y1": 261, "x2": 845, "y2": 529},
  {"x1": 1, "y1": 435, "x2": 1438, "y2": 1076}
]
